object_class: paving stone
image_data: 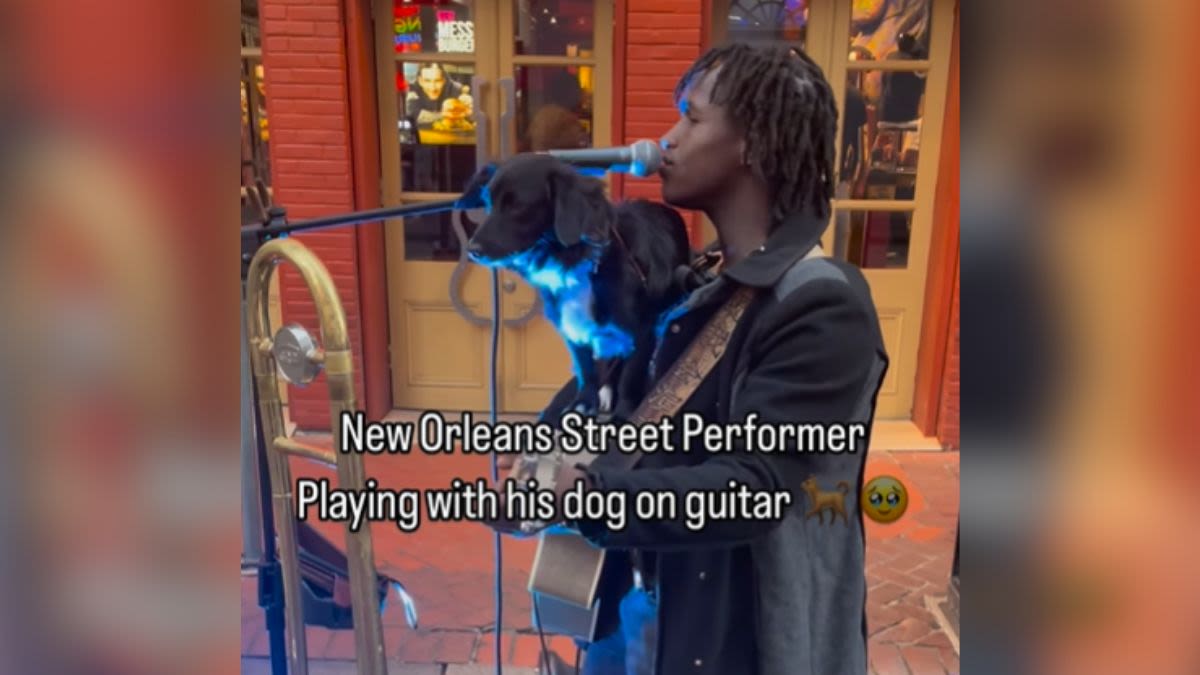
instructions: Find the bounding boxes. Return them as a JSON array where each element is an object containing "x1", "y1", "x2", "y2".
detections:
[
  {"x1": 872, "y1": 617, "x2": 939, "y2": 645},
  {"x1": 900, "y1": 645, "x2": 946, "y2": 674},
  {"x1": 867, "y1": 603, "x2": 908, "y2": 636},
  {"x1": 872, "y1": 564, "x2": 925, "y2": 589},
  {"x1": 446, "y1": 666, "x2": 536, "y2": 675},
  {"x1": 436, "y1": 631, "x2": 478, "y2": 664},
  {"x1": 242, "y1": 625, "x2": 263, "y2": 656},
  {"x1": 511, "y1": 633, "x2": 578, "y2": 669},
  {"x1": 474, "y1": 630, "x2": 516, "y2": 665},
  {"x1": 889, "y1": 552, "x2": 931, "y2": 575},
  {"x1": 938, "y1": 646, "x2": 960, "y2": 673},
  {"x1": 325, "y1": 630, "x2": 357, "y2": 660},
  {"x1": 306, "y1": 627, "x2": 335, "y2": 658},
  {"x1": 869, "y1": 643, "x2": 910, "y2": 675},
  {"x1": 397, "y1": 630, "x2": 443, "y2": 663},
  {"x1": 869, "y1": 581, "x2": 911, "y2": 606},
  {"x1": 916, "y1": 629, "x2": 954, "y2": 650},
  {"x1": 247, "y1": 627, "x2": 271, "y2": 657},
  {"x1": 241, "y1": 658, "x2": 443, "y2": 674}
]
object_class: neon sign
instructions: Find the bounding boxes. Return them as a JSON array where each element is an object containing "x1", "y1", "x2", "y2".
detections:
[{"x1": 394, "y1": 5, "x2": 421, "y2": 53}]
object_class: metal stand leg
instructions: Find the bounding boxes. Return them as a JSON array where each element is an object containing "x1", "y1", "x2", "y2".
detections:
[{"x1": 242, "y1": 281, "x2": 288, "y2": 675}]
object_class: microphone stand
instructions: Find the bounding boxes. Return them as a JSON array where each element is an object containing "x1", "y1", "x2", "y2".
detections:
[{"x1": 241, "y1": 198, "x2": 459, "y2": 675}]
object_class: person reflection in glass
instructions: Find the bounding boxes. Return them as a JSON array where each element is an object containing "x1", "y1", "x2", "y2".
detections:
[{"x1": 526, "y1": 70, "x2": 588, "y2": 151}]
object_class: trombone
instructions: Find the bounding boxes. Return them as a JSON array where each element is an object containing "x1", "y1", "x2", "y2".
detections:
[{"x1": 245, "y1": 236, "x2": 387, "y2": 675}]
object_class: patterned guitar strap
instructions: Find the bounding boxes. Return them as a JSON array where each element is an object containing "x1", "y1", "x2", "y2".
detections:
[
  {"x1": 606, "y1": 283, "x2": 758, "y2": 471},
  {"x1": 510, "y1": 284, "x2": 758, "y2": 534}
]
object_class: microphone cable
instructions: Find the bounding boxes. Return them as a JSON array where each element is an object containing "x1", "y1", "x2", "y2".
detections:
[
  {"x1": 488, "y1": 268, "x2": 578, "y2": 675},
  {"x1": 488, "y1": 267, "x2": 503, "y2": 674}
]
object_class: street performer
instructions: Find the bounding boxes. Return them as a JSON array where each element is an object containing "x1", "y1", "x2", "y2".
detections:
[{"x1": 485, "y1": 43, "x2": 889, "y2": 675}]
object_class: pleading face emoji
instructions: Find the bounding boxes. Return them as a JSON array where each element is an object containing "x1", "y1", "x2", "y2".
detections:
[{"x1": 862, "y1": 476, "x2": 908, "y2": 523}]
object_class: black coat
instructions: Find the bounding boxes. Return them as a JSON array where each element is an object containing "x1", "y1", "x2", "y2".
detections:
[{"x1": 540, "y1": 210, "x2": 889, "y2": 675}]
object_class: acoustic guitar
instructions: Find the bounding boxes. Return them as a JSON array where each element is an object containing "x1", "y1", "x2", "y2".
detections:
[{"x1": 513, "y1": 448, "x2": 607, "y2": 642}]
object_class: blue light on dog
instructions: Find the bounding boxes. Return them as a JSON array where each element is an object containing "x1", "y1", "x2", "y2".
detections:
[
  {"x1": 505, "y1": 251, "x2": 635, "y2": 360},
  {"x1": 521, "y1": 256, "x2": 585, "y2": 294}
]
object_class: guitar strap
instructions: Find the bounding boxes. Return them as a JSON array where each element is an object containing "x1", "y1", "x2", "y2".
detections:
[{"x1": 603, "y1": 282, "x2": 759, "y2": 472}]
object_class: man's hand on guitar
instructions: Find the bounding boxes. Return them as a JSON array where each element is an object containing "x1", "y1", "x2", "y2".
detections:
[{"x1": 479, "y1": 457, "x2": 589, "y2": 538}]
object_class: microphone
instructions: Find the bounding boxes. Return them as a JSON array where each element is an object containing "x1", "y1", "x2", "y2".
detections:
[{"x1": 544, "y1": 140, "x2": 662, "y2": 177}]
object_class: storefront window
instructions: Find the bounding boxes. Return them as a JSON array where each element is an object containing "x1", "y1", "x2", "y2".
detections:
[
  {"x1": 838, "y1": 67, "x2": 926, "y2": 199},
  {"x1": 850, "y1": 0, "x2": 930, "y2": 61},
  {"x1": 514, "y1": 0, "x2": 594, "y2": 56},
  {"x1": 515, "y1": 65, "x2": 594, "y2": 153},
  {"x1": 830, "y1": 209, "x2": 913, "y2": 268},
  {"x1": 836, "y1": 0, "x2": 931, "y2": 268},
  {"x1": 722, "y1": 0, "x2": 809, "y2": 47},
  {"x1": 241, "y1": 1, "x2": 270, "y2": 225}
]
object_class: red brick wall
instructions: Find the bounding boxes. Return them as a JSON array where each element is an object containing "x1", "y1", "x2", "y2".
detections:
[
  {"x1": 260, "y1": 0, "x2": 366, "y2": 430},
  {"x1": 618, "y1": 0, "x2": 705, "y2": 243},
  {"x1": 937, "y1": 265, "x2": 960, "y2": 449}
]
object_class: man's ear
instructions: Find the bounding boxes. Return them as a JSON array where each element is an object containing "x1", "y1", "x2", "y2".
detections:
[{"x1": 550, "y1": 167, "x2": 612, "y2": 247}]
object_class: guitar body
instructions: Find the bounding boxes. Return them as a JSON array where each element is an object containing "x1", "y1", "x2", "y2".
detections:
[
  {"x1": 529, "y1": 532, "x2": 606, "y2": 642},
  {"x1": 515, "y1": 449, "x2": 607, "y2": 642}
]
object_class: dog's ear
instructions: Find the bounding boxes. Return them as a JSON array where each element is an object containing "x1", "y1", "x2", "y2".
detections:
[
  {"x1": 458, "y1": 162, "x2": 498, "y2": 210},
  {"x1": 550, "y1": 167, "x2": 612, "y2": 247}
]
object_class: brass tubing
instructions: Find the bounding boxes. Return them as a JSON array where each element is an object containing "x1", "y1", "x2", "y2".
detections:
[
  {"x1": 273, "y1": 437, "x2": 338, "y2": 469},
  {"x1": 245, "y1": 238, "x2": 388, "y2": 675}
]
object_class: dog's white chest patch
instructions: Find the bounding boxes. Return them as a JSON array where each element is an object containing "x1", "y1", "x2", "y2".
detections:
[
  {"x1": 522, "y1": 260, "x2": 634, "y2": 360},
  {"x1": 558, "y1": 285, "x2": 597, "y2": 345}
]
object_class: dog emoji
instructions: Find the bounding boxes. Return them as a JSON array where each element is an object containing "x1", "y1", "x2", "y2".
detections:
[{"x1": 801, "y1": 475, "x2": 851, "y2": 525}]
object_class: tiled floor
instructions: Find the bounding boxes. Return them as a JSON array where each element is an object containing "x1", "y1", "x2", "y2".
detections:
[{"x1": 242, "y1": 432, "x2": 959, "y2": 674}]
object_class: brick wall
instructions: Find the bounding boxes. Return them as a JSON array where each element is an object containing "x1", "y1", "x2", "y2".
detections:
[
  {"x1": 937, "y1": 265, "x2": 960, "y2": 449},
  {"x1": 618, "y1": 0, "x2": 704, "y2": 243},
  {"x1": 260, "y1": 0, "x2": 366, "y2": 430}
]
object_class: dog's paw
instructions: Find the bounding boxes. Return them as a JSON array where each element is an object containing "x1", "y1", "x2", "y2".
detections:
[{"x1": 598, "y1": 385, "x2": 613, "y2": 413}]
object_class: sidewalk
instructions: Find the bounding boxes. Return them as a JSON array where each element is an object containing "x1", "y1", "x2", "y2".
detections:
[{"x1": 241, "y1": 441, "x2": 959, "y2": 674}]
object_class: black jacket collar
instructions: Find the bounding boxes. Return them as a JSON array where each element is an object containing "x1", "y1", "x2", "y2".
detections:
[{"x1": 721, "y1": 210, "x2": 828, "y2": 288}]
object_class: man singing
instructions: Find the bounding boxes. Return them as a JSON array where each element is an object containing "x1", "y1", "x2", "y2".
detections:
[{"x1": 492, "y1": 43, "x2": 888, "y2": 675}]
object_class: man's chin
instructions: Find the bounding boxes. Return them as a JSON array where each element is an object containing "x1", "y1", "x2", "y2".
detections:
[{"x1": 660, "y1": 187, "x2": 699, "y2": 211}]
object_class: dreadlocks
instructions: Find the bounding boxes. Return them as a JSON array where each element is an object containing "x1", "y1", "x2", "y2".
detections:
[{"x1": 674, "y1": 43, "x2": 839, "y2": 224}]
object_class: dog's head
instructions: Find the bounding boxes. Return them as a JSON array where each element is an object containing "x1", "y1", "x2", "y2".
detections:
[{"x1": 466, "y1": 154, "x2": 612, "y2": 267}]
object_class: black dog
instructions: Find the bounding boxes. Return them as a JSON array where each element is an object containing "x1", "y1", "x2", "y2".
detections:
[{"x1": 463, "y1": 154, "x2": 692, "y2": 414}]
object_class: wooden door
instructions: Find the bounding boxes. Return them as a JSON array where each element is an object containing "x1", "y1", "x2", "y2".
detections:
[{"x1": 375, "y1": 0, "x2": 613, "y2": 413}]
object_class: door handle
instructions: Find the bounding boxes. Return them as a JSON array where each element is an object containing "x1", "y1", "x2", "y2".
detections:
[
  {"x1": 499, "y1": 77, "x2": 515, "y2": 161},
  {"x1": 448, "y1": 76, "x2": 542, "y2": 328},
  {"x1": 447, "y1": 75, "x2": 493, "y2": 327},
  {"x1": 493, "y1": 77, "x2": 542, "y2": 328},
  {"x1": 448, "y1": 209, "x2": 492, "y2": 327},
  {"x1": 471, "y1": 75, "x2": 489, "y2": 169}
]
